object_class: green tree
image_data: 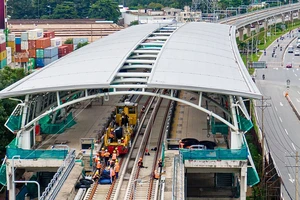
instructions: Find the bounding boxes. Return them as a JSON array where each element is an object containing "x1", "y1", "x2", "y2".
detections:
[
  {"x1": 76, "y1": 42, "x2": 89, "y2": 49},
  {"x1": 130, "y1": 20, "x2": 139, "y2": 26},
  {"x1": 64, "y1": 38, "x2": 74, "y2": 44},
  {"x1": 52, "y1": 1, "x2": 79, "y2": 19},
  {"x1": 0, "y1": 67, "x2": 26, "y2": 156},
  {"x1": 148, "y1": 2, "x2": 164, "y2": 10},
  {"x1": 88, "y1": 0, "x2": 121, "y2": 22}
]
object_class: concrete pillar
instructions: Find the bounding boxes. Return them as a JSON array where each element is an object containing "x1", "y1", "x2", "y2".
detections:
[
  {"x1": 240, "y1": 166, "x2": 247, "y2": 200},
  {"x1": 290, "y1": 12, "x2": 293, "y2": 21},
  {"x1": 298, "y1": 10, "x2": 300, "y2": 19},
  {"x1": 246, "y1": 26, "x2": 251, "y2": 37},
  {"x1": 282, "y1": 14, "x2": 285, "y2": 23},
  {"x1": 7, "y1": 163, "x2": 15, "y2": 200},
  {"x1": 264, "y1": 20, "x2": 268, "y2": 31},
  {"x1": 238, "y1": 28, "x2": 244, "y2": 41},
  {"x1": 255, "y1": 24, "x2": 259, "y2": 33}
]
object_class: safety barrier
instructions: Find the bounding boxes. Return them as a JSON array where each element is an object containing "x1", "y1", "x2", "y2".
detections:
[
  {"x1": 40, "y1": 112, "x2": 76, "y2": 134},
  {"x1": 40, "y1": 149, "x2": 76, "y2": 200},
  {"x1": 180, "y1": 148, "x2": 248, "y2": 161},
  {"x1": 6, "y1": 138, "x2": 68, "y2": 159}
]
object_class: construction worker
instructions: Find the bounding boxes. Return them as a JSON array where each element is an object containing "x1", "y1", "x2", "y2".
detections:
[
  {"x1": 115, "y1": 147, "x2": 119, "y2": 157},
  {"x1": 153, "y1": 170, "x2": 160, "y2": 180},
  {"x1": 104, "y1": 149, "x2": 111, "y2": 166},
  {"x1": 179, "y1": 140, "x2": 184, "y2": 149},
  {"x1": 138, "y1": 157, "x2": 147, "y2": 168},
  {"x1": 100, "y1": 148, "x2": 105, "y2": 162},
  {"x1": 110, "y1": 167, "x2": 116, "y2": 183},
  {"x1": 114, "y1": 160, "x2": 120, "y2": 179},
  {"x1": 112, "y1": 150, "x2": 117, "y2": 161},
  {"x1": 96, "y1": 161, "x2": 102, "y2": 174},
  {"x1": 157, "y1": 158, "x2": 163, "y2": 174},
  {"x1": 145, "y1": 148, "x2": 150, "y2": 156},
  {"x1": 109, "y1": 159, "x2": 115, "y2": 168},
  {"x1": 93, "y1": 170, "x2": 100, "y2": 181},
  {"x1": 109, "y1": 130, "x2": 115, "y2": 143},
  {"x1": 121, "y1": 137, "x2": 124, "y2": 143}
]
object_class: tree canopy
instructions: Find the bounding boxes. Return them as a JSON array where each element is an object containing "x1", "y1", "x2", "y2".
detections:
[
  {"x1": 7, "y1": 0, "x2": 279, "y2": 21},
  {"x1": 0, "y1": 67, "x2": 26, "y2": 156}
]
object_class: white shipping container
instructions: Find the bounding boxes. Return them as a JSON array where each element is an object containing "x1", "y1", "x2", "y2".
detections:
[
  {"x1": 21, "y1": 41, "x2": 28, "y2": 50},
  {"x1": 8, "y1": 34, "x2": 15, "y2": 42},
  {"x1": 0, "y1": 34, "x2": 5, "y2": 44},
  {"x1": 21, "y1": 32, "x2": 28, "y2": 41},
  {"x1": 50, "y1": 37, "x2": 62, "y2": 47},
  {"x1": 6, "y1": 47, "x2": 11, "y2": 57},
  {"x1": 28, "y1": 29, "x2": 43, "y2": 40},
  {"x1": 7, "y1": 56, "x2": 12, "y2": 65}
]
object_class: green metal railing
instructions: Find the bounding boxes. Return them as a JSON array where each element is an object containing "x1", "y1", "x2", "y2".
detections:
[
  {"x1": 6, "y1": 138, "x2": 68, "y2": 159},
  {"x1": 180, "y1": 148, "x2": 248, "y2": 161}
]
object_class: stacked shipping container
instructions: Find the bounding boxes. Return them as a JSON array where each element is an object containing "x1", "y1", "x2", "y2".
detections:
[
  {"x1": 0, "y1": 33, "x2": 6, "y2": 69},
  {"x1": 0, "y1": 30, "x2": 78, "y2": 70}
]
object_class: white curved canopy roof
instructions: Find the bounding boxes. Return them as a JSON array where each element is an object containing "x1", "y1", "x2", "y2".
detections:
[{"x1": 0, "y1": 22, "x2": 261, "y2": 99}]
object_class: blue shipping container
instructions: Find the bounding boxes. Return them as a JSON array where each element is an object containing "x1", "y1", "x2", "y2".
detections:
[
  {"x1": 44, "y1": 47, "x2": 58, "y2": 58},
  {"x1": 15, "y1": 37, "x2": 21, "y2": 45},
  {"x1": 36, "y1": 58, "x2": 44, "y2": 67},
  {"x1": 0, "y1": 59, "x2": 7, "y2": 69},
  {"x1": 44, "y1": 55, "x2": 58, "y2": 66}
]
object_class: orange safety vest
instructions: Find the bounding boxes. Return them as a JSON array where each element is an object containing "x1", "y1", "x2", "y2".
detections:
[
  {"x1": 94, "y1": 156, "x2": 99, "y2": 163},
  {"x1": 112, "y1": 153, "x2": 117, "y2": 160},
  {"x1": 97, "y1": 162, "x2": 102, "y2": 169},
  {"x1": 154, "y1": 172, "x2": 160, "y2": 179},
  {"x1": 104, "y1": 152, "x2": 110, "y2": 158},
  {"x1": 114, "y1": 164, "x2": 120, "y2": 172}
]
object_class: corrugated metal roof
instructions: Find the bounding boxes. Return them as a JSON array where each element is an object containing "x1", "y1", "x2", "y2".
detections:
[
  {"x1": 148, "y1": 23, "x2": 261, "y2": 98},
  {"x1": 0, "y1": 24, "x2": 160, "y2": 98},
  {"x1": 0, "y1": 22, "x2": 261, "y2": 99}
]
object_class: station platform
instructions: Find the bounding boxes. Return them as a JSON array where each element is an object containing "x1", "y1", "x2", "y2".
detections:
[{"x1": 39, "y1": 96, "x2": 120, "y2": 152}]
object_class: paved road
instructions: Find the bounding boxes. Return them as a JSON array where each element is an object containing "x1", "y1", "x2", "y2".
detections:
[{"x1": 256, "y1": 30, "x2": 300, "y2": 200}]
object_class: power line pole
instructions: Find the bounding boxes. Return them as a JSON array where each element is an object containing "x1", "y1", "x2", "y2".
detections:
[
  {"x1": 286, "y1": 151, "x2": 299, "y2": 200},
  {"x1": 296, "y1": 151, "x2": 299, "y2": 200},
  {"x1": 256, "y1": 96, "x2": 271, "y2": 179}
]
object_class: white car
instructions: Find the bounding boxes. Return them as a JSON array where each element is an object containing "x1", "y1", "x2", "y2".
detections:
[{"x1": 295, "y1": 50, "x2": 300, "y2": 56}]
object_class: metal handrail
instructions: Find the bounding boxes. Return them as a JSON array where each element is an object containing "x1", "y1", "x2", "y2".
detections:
[{"x1": 40, "y1": 149, "x2": 76, "y2": 200}]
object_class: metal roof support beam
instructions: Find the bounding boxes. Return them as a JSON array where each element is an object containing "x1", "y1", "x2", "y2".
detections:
[
  {"x1": 237, "y1": 96, "x2": 250, "y2": 120},
  {"x1": 22, "y1": 91, "x2": 238, "y2": 132},
  {"x1": 229, "y1": 95, "x2": 242, "y2": 149}
]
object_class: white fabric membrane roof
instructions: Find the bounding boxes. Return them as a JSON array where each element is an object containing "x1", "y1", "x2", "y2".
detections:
[{"x1": 0, "y1": 22, "x2": 261, "y2": 99}]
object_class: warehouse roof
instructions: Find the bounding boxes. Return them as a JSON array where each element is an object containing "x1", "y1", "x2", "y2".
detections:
[{"x1": 0, "y1": 22, "x2": 261, "y2": 99}]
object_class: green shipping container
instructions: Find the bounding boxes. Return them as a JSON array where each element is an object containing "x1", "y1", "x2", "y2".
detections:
[
  {"x1": 0, "y1": 59, "x2": 7, "y2": 69},
  {"x1": 28, "y1": 58, "x2": 35, "y2": 70},
  {"x1": 36, "y1": 49, "x2": 44, "y2": 58}
]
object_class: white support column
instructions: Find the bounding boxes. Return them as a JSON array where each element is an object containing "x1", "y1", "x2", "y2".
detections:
[
  {"x1": 229, "y1": 96, "x2": 242, "y2": 149},
  {"x1": 198, "y1": 92, "x2": 202, "y2": 106},
  {"x1": 19, "y1": 95, "x2": 31, "y2": 149},
  {"x1": 7, "y1": 161, "x2": 14, "y2": 200},
  {"x1": 56, "y1": 91, "x2": 61, "y2": 106},
  {"x1": 240, "y1": 165, "x2": 247, "y2": 200}
]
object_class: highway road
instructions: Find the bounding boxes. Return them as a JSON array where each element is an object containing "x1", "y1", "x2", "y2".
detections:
[{"x1": 256, "y1": 30, "x2": 300, "y2": 200}]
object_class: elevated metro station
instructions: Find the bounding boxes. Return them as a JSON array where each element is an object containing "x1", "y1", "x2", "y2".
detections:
[{"x1": 0, "y1": 22, "x2": 261, "y2": 200}]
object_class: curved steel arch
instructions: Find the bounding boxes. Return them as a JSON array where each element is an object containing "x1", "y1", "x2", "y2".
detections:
[{"x1": 22, "y1": 90, "x2": 238, "y2": 132}]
